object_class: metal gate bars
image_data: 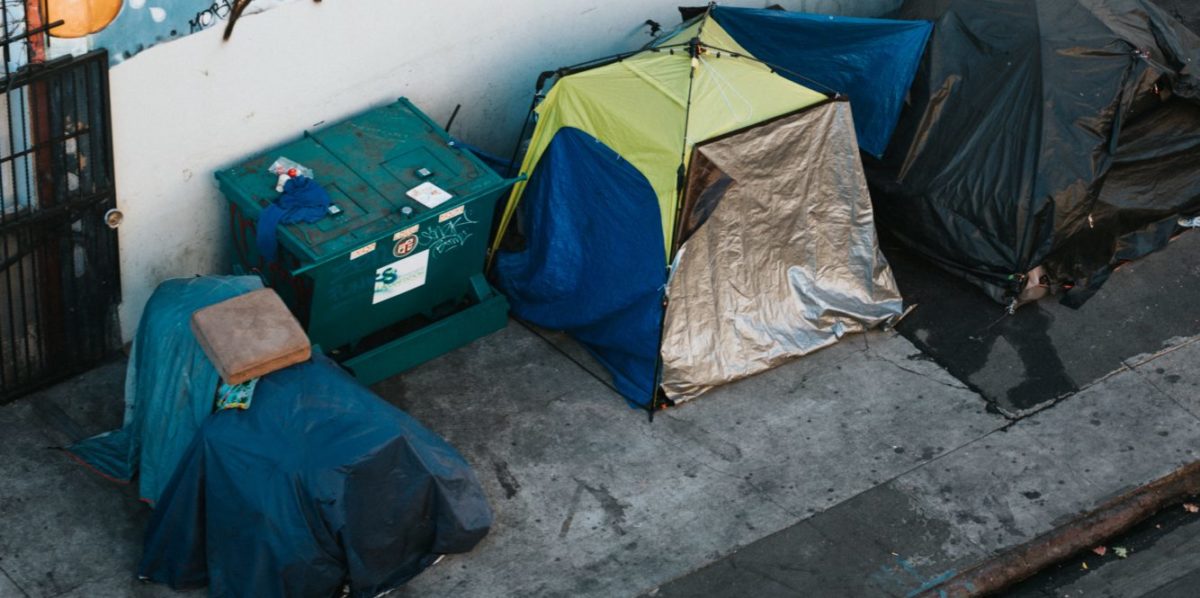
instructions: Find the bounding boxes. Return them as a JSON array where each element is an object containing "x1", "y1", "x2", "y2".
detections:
[{"x1": 0, "y1": 14, "x2": 120, "y2": 402}]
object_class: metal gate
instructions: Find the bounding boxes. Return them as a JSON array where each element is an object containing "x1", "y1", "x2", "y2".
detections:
[{"x1": 0, "y1": 17, "x2": 120, "y2": 402}]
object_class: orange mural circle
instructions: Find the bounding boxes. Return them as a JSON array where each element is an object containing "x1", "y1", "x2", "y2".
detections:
[{"x1": 41, "y1": 0, "x2": 124, "y2": 39}]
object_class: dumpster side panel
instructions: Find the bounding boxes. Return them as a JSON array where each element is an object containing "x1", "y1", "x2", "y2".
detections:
[{"x1": 217, "y1": 100, "x2": 513, "y2": 377}]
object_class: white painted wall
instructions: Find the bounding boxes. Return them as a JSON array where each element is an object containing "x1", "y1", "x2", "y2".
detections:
[{"x1": 109, "y1": 0, "x2": 899, "y2": 340}]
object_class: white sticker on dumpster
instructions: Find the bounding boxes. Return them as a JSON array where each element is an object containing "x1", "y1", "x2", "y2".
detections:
[
  {"x1": 407, "y1": 182, "x2": 453, "y2": 209},
  {"x1": 373, "y1": 250, "x2": 429, "y2": 304}
]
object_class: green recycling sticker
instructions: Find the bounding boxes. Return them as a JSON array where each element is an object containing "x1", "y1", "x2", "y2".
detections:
[{"x1": 373, "y1": 250, "x2": 430, "y2": 304}]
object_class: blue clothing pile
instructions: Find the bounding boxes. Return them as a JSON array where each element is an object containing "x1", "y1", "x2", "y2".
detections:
[{"x1": 256, "y1": 175, "x2": 331, "y2": 262}]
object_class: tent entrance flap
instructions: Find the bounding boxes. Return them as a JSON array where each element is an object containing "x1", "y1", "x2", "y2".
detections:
[{"x1": 661, "y1": 102, "x2": 903, "y2": 401}]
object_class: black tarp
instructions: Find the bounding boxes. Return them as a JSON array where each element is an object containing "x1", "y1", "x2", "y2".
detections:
[
  {"x1": 138, "y1": 354, "x2": 492, "y2": 597},
  {"x1": 868, "y1": 0, "x2": 1200, "y2": 305},
  {"x1": 1152, "y1": 0, "x2": 1200, "y2": 34}
]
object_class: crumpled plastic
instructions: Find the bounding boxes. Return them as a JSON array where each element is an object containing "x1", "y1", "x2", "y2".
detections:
[{"x1": 867, "y1": 0, "x2": 1200, "y2": 304}]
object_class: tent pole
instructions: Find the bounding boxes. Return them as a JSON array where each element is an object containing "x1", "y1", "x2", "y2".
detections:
[
  {"x1": 488, "y1": 38, "x2": 697, "y2": 274},
  {"x1": 503, "y1": 71, "x2": 557, "y2": 179},
  {"x1": 650, "y1": 7, "x2": 712, "y2": 419},
  {"x1": 554, "y1": 43, "x2": 692, "y2": 79},
  {"x1": 487, "y1": 72, "x2": 558, "y2": 274},
  {"x1": 699, "y1": 42, "x2": 841, "y2": 97}
]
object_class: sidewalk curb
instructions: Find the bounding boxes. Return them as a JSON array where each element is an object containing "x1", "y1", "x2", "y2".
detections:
[{"x1": 922, "y1": 460, "x2": 1200, "y2": 597}]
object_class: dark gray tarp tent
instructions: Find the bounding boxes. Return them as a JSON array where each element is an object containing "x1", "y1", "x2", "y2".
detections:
[
  {"x1": 868, "y1": 0, "x2": 1200, "y2": 306},
  {"x1": 1152, "y1": 0, "x2": 1200, "y2": 34}
]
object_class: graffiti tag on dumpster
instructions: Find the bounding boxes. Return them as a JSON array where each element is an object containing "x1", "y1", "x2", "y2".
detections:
[{"x1": 421, "y1": 210, "x2": 477, "y2": 256}]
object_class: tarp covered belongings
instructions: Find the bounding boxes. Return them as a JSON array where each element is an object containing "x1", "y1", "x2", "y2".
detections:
[
  {"x1": 868, "y1": 0, "x2": 1200, "y2": 306},
  {"x1": 1150, "y1": 1, "x2": 1200, "y2": 50},
  {"x1": 68, "y1": 276, "x2": 263, "y2": 505},
  {"x1": 139, "y1": 353, "x2": 492, "y2": 598},
  {"x1": 492, "y1": 7, "x2": 931, "y2": 406}
]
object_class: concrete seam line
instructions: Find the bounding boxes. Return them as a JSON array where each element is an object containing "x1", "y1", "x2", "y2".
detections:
[
  {"x1": 1122, "y1": 336, "x2": 1200, "y2": 370},
  {"x1": 1132, "y1": 372, "x2": 1200, "y2": 422},
  {"x1": 918, "y1": 459, "x2": 1200, "y2": 598},
  {"x1": 1075, "y1": 363, "x2": 1130, "y2": 394},
  {"x1": 0, "y1": 565, "x2": 31, "y2": 598},
  {"x1": 1131, "y1": 366, "x2": 1200, "y2": 424},
  {"x1": 28, "y1": 398, "x2": 88, "y2": 445}
]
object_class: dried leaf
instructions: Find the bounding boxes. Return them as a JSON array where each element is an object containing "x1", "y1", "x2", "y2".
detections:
[
  {"x1": 1113, "y1": 546, "x2": 1129, "y2": 559},
  {"x1": 1081, "y1": 562, "x2": 1089, "y2": 571},
  {"x1": 1183, "y1": 503, "x2": 1199, "y2": 513}
]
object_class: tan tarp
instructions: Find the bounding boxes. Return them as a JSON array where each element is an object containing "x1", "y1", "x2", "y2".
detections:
[{"x1": 660, "y1": 101, "x2": 903, "y2": 401}]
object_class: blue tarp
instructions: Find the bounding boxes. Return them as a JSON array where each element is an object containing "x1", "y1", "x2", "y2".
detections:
[
  {"x1": 67, "y1": 276, "x2": 263, "y2": 505},
  {"x1": 495, "y1": 128, "x2": 665, "y2": 405},
  {"x1": 711, "y1": 6, "x2": 933, "y2": 157},
  {"x1": 139, "y1": 354, "x2": 492, "y2": 597}
]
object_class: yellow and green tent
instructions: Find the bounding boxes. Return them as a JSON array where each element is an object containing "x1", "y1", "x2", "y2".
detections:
[{"x1": 491, "y1": 7, "x2": 928, "y2": 408}]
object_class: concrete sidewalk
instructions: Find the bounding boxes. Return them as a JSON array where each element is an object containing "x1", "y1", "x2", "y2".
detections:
[
  {"x1": 0, "y1": 361, "x2": 191, "y2": 598},
  {"x1": 1, "y1": 320, "x2": 1198, "y2": 597},
  {"x1": 884, "y1": 229, "x2": 1200, "y2": 417},
  {"x1": 388, "y1": 325, "x2": 999, "y2": 597},
  {"x1": 654, "y1": 336, "x2": 1200, "y2": 597}
]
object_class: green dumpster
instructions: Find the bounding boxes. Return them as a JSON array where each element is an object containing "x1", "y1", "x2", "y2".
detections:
[{"x1": 215, "y1": 98, "x2": 519, "y2": 384}]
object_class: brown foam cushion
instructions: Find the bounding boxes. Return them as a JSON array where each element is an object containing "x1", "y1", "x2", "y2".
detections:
[{"x1": 190, "y1": 288, "x2": 311, "y2": 385}]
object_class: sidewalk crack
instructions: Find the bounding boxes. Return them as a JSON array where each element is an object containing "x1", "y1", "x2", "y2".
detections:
[
  {"x1": 0, "y1": 564, "x2": 31, "y2": 598},
  {"x1": 1130, "y1": 365, "x2": 1200, "y2": 423},
  {"x1": 695, "y1": 461, "x2": 804, "y2": 519},
  {"x1": 870, "y1": 352, "x2": 970, "y2": 392}
]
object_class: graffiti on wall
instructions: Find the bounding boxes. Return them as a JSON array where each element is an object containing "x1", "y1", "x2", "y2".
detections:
[{"x1": 5, "y1": 0, "x2": 310, "y2": 66}]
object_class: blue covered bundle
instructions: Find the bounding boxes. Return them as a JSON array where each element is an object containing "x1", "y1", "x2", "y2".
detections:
[
  {"x1": 68, "y1": 276, "x2": 264, "y2": 505},
  {"x1": 138, "y1": 354, "x2": 492, "y2": 597}
]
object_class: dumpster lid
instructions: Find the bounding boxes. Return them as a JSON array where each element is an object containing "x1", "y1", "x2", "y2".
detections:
[{"x1": 216, "y1": 99, "x2": 508, "y2": 264}]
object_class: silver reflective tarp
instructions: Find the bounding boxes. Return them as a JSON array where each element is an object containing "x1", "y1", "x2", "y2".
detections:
[{"x1": 661, "y1": 101, "x2": 904, "y2": 401}]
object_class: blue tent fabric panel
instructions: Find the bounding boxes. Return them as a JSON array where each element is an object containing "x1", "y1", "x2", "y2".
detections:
[
  {"x1": 494, "y1": 127, "x2": 665, "y2": 406},
  {"x1": 711, "y1": 6, "x2": 932, "y2": 157}
]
